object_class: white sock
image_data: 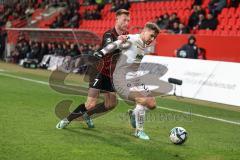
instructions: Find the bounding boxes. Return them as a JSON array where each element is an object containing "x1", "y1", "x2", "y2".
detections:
[{"x1": 133, "y1": 104, "x2": 147, "y2": 132}]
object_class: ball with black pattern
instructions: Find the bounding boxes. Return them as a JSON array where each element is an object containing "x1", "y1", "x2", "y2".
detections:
[{"x1": 169, "y1": 127, "x2": 188, "y2": 145}]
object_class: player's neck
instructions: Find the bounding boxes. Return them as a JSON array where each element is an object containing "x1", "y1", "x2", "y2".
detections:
[{"x1": 115, "y1": 26, "x2": 125, "y2": 35}]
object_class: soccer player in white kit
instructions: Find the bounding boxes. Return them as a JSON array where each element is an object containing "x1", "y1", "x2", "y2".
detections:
[{"x1": 94, "y1": 22, "x2": 160, "y2": 140}]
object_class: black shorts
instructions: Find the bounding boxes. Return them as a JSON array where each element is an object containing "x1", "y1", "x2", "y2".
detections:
[{"x1": 89, "y1": 72, "x2": 115, "y2": 92}]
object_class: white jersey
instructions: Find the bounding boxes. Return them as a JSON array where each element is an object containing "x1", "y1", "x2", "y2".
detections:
[
  {"x1": 99, "y1": 33, "x2": 172, "y2": 101},
  {"x1": 121, "y1": 34, "x2": 147, "y2": 64},
  {"x1": 100, "y1": 34, "x2": 151, "y2": 100}
]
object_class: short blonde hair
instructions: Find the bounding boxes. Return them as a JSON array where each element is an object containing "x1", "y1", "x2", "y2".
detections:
[
  {"x1": 144, "y1": 22, "x2": 160, "y2": 35},
  {"x1": 116, "y1": 9, "x2": 130, "y2": 17}
]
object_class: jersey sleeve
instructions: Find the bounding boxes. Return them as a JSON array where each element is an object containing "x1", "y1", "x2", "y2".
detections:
[
  {"x1": 100, "y1": 40, "x2": 123, "y2": 55},
  {"x1": 102, "y1": 32, "x2": 115, "y2": 47}
]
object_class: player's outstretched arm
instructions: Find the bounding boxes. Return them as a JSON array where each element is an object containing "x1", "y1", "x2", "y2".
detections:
[{"x1": 93, "y1": 40, "x2": 123, "y2": 58}]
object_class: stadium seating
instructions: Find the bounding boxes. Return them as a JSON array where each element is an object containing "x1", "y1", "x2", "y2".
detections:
[
  {"x1": 211, "y1": 7, "x2": 240, "y2": 36},
  {"x1": 3, "y1": 0, "x2": 240, "y2": 37},
  {"x1": 79, "y1": 0, "x2": 194, "y2": 35},
  {"x1": 3, "y1": 0, "x2": 240, "y2": 63},
  {"x1": 76, "y1": 0, "x2": 240, "y2": 37},
  {"x1": 38, "y1": 12, "x2": 60, "y2": 28},
  {"x1": 8, "y1": 0, "x2": 235, "y2": 37}
]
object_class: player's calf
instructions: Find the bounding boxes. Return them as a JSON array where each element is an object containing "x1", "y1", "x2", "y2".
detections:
[{"x1": 132, "y1": 104, "x2": 151, "y2": 140}]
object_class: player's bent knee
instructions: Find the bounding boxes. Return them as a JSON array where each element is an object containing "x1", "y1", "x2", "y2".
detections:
[
  {"x1": 85, "y1": 100, "x2": 97, "y2": 109},
  {"x1": 146, "y1": 98, "x2": 156, "y2": 110}
]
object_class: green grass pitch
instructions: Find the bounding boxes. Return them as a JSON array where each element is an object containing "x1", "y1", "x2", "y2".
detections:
[{"x1": 0, "y1": 62, "x2": 240, "y2": 160}]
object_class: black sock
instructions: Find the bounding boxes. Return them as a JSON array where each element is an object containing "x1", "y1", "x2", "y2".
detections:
[
  {"x1": 87, "y1": 102, "x2": 109, "y2": 116},
  {"x1": 67, "y1": 103, "x2": 87, "y2": 121}
]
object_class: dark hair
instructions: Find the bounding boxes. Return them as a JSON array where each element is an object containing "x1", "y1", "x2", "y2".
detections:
[
  {"x1": 144, "y1": 22, "x2": 160, "y2": 35},
  {"x1": 188, "y1": 35, "x2": 196, "y2": 41},
  {"x1": 116, "y1": 9, "x2": 129, "y2": 17}
]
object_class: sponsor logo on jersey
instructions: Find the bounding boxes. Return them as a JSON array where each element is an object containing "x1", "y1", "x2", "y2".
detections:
[{"x1": 106, "y1": 38, "x2": 112, "y2": 43}]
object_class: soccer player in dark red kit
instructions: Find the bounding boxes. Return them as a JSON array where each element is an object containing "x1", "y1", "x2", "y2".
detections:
[{"x1": 56, "y1": 9, "x2": 130, "y2": 129}]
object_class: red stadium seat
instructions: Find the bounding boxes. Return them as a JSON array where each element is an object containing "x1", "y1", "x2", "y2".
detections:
[
  {"x1": 227, "y1": 7, "x2": 236, "y2": 18},
  {"x1": 227, "y1": 18, "x2": 236, "y2": 29},
  {"x1": 185, "y1": 1, "x2": 193, "y2": 9},
  {"x1": 236, "y1": 7, "x2": 240, "y2": 17},
  {"x1": 229, "y1": 30, "x2": 237, "y2": 36},
  {"x1": 206, "y1": 30, "x2": 213, "y2": 35},
  {"x1": 202, "y1": 0, "x2": 211, "y2": 9},
  {"x1": 219, "y1": 18, "x2": 229, "y2": 26},
  {"x1": 175, "y1": 1, "x2": 182, "y2": 10},
  {"x1": 231, "y1": 25, "x2": 240, "y2": 31},
  {"x1": 198, "y1": 30, "x2": 206, "y2": 35},
  {"x1": 213, "y1": 30, "x2": 222, "y2": 36},
  {"x1": 219, "y1": 8, "x2": 228, "y2": 19},
  {"x1": 221, "y1": 30, "x2": 229, "y2": 36}
]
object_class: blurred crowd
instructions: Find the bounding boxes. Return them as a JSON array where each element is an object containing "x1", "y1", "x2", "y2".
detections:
[
  {"x1": 1, "y1": 0, "x2": 239, "y2": 32},
  {"x1": 0, "y1": 0, "x2": 65, "y2": 27},
  {"x1": 50, "y1": 1, "x2": 81, "y2": 28},
  {"x1": 111, "y1": 0, "x2": 130, "y2": 12},
  {"x1": 50, "y1": 0, "x2": 236, "y2": 32},
  {"x1": 50, "y1": 0, "x2": 130, "y2": 28},
  {"x1": 0, "y1": 0, "x2": 70, "y2": 28},
  {"x1": 154, "y1": 8, "x2": 218, "y2": 34},
  {"x1": 154, "y1": 13, "x2": 190, "y2": 34},
  {"x1": 83, "y1": 9, "x2": 101, "y2": 20},
  {"x1": 1, "y1": 0, "x2": 240, "y2": 64},
  {"x1": 9, "y1": 34, "x2": 100, "y2": 72},
  {"x1": 153, "y1": 0, "x2": 235, "y2": 34}
]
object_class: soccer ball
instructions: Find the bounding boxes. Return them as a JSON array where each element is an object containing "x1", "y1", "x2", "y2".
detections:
[
  {"x1": 169, "y1": 127, "x2": 188, "y2": 145},
  {"x1": 179, "y1": 50, "x2": 187, "y2": 58}
]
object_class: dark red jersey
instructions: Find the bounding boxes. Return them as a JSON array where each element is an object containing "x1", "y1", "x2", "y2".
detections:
[{"x1": 97, "y1": 28, "x2": 128, "y2": 78}]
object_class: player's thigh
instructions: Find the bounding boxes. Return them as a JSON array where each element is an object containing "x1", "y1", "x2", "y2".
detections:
[
  {"x1": 104, "y1": 92, "x2": 117, "y2": 108},
  {"x1": 135, "y1": 96, "x2": 156, "y2": 110},
  {"x1": 85, "y1": 88, "x2": 100, "y2": 109}
]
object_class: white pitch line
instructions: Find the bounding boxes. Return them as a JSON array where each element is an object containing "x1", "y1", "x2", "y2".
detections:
[
  {"x1": 0, "y1": 72, "x2": 49, "y2": 85},
  {"x1": 0, "y1": 72, "x2": 87, "y2": 93},
  {"x1": 0, "y1": 71, "x2": 240, "y2": 126}
]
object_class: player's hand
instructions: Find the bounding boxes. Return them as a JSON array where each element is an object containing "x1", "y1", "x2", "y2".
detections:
[
  {"x1": 93, "y1": 51, "x2": 104, "y2": 59},
  {"x1": 118, "y1": 35, "x2": 129, "y2": 42}
]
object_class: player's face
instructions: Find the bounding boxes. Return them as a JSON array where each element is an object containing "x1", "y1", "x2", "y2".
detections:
[
  {"x1": 142, "y1": 29, "x2": 158, "y2": 45},
  {"x1": 189, "y1": 39, "x2": 195, "y2": 44},
  {"x1": 116, "y1": 14, "x2": 130, "y2": 32}
]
